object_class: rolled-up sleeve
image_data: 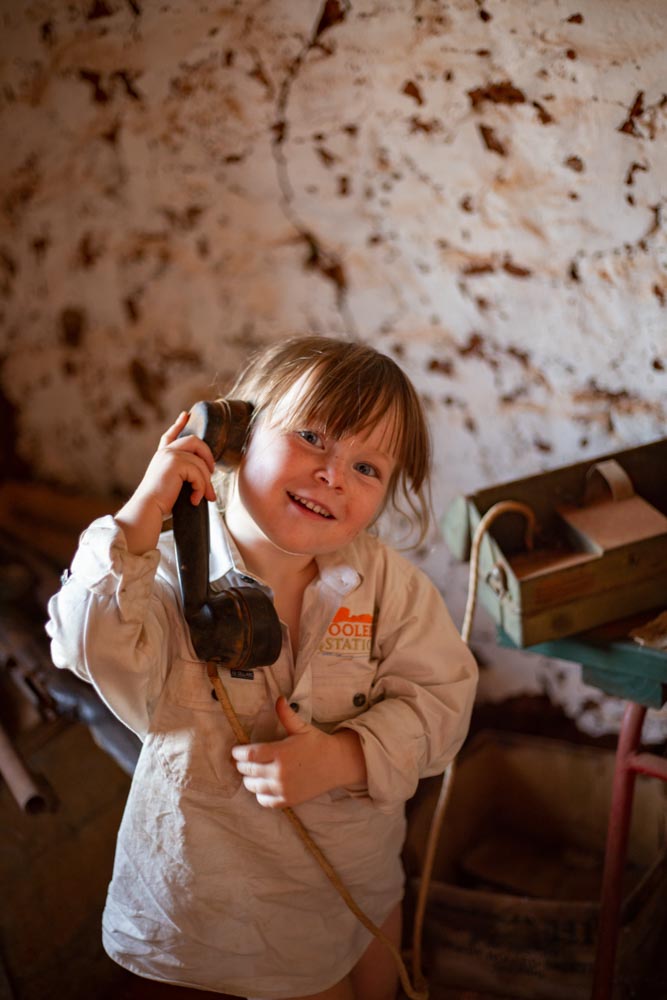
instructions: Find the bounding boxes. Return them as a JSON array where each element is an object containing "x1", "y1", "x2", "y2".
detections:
[
  {"x1": 46, "y1": 515, "x2": 173, "y2": 738},
  {"x1": 337, "y1": 557, "x2": 477, "y2": 810}
]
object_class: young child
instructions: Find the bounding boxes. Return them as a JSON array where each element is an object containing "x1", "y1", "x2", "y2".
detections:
[{"x1": 46, "y1": 336, "x2": 477, "y2": 1000}]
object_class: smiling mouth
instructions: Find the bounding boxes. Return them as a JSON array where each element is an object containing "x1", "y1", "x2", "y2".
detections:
[{"x1": 288, "y1": 493, "x2": 335, "y2": 519}]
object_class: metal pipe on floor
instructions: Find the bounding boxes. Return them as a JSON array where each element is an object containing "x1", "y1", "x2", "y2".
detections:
[{"x1": 0, "y1": 719, "x2": 46, "y2": 814}]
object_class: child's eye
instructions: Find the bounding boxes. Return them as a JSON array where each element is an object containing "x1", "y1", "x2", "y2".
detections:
[
  {"x1": 297, "y1": 429, "x2": 323, "y2": 447},
  {"x1": 354, "y1": 462, "x2": 378, "y2": 478}
]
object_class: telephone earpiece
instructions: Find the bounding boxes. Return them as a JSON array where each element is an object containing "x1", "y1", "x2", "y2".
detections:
[
  {"x1": 179, "y1": 398, "x2": 253, "y2": 467},
  {"x1": 172, "y1": 399, "x2": 282, "y2": 670}
]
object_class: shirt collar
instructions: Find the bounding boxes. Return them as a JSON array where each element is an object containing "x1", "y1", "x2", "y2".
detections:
[
  {"x1": 207, "y1": 501, "x2": 363, "y2": 598},
  {"x1": 315, "y1": 549, "x2": 362, "y2": 596},
  {"x1": 207, "y1": 502, "x2": 253, "y2": 583}
]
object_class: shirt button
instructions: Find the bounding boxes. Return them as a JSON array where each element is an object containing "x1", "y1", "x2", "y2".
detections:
[
  {"x1": 352, "y1": 693, "x2": 366, "y2": 708},
  {"x1": 289, "y1": 702, "x2": 300, "y2": 712}
]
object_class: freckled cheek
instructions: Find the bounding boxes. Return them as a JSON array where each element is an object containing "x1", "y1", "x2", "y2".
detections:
[{"x1": 346, "y1": 492, "x2": 386, "y2": 535}]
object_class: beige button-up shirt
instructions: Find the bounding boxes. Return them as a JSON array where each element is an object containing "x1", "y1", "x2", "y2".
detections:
[{"x1": 47, "y1": 508, "x2": 477, "y2": 997}]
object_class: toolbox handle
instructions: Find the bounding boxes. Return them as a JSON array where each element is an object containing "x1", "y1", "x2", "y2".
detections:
[{"x1": 584, "y1": 459, "x2": 635, "y2": 505}]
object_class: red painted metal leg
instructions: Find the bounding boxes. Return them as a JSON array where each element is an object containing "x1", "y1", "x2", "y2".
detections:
[{"x1": 591, "y1": 701, "x2": 647, "y2": 1000}]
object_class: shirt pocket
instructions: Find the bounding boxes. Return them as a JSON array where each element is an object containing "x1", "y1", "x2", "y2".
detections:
[
  {"x1": 152, "y1": 660, "x2": 268, "y2": 796},
  {"x1": 310, "y1": 658, "x2": 377, "y2": 727}
]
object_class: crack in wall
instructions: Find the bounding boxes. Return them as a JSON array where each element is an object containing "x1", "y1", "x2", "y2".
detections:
[{"x1": 269, "y1": 1, "x2": 357, "y2": 336}]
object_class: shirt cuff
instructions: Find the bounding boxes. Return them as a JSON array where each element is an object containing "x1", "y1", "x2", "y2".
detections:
[{"x1": 70, "y1": 514, "x2": 161, "y2": 621}]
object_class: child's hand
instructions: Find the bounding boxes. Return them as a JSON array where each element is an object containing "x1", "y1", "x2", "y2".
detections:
[
  {"x1": 231, "y1": 697, "x2": 367, "y2": 808},
  {"x1": 114, "y1": 411, "x2": 217, "y2": 555},
  {"x1": 137, "y1": 411, "x2": 217, "y2": 516}
]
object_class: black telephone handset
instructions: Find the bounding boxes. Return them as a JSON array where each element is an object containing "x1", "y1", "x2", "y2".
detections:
[{"x1": 172, "y1": 399, "x2": 282, "y2": 670}]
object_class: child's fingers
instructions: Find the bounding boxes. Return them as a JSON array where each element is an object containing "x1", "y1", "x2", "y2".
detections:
[
  {"x1": 233, "y1": 755, "x2": 286, "y2": 808},
  {"x1": 241, "y1": 778, "x2": 284, "y2": 809},
  {"x1": 177, "y1": 454, "x2": 216, "y2": 505},
  {"x1": 159, "y1": 411, "x2": 189, "y2": 448},
  {"x1": 150, "y1": 447, "x2": 214, "y2": 508},
  {"x1": 166, "y1": 429, "x2": 216, "y2": 472},
  {"x1": 200, "y1": 478, "x2": 217, "y2": 504},
  {"x1": 187, "y1": 480, "x2": 216, "y2": 507},
  {"x1": 231, "y1": 743, "x2": 275, "y2": 765}
]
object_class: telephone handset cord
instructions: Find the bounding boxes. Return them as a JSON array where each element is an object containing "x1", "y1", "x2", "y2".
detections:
[{"x1": 206, "y1": 499, "x2": 535, "y2": 1000}]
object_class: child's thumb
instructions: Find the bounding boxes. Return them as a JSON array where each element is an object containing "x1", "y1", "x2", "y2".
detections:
[{"x1": 276, "y1": 695, "x2": 309, "y2": 735}]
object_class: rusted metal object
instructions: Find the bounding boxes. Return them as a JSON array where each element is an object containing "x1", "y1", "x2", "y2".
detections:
[
  {"x1": 592, "y1": 700, "x2": 667, "y2": 1000},
  {"x1": 0, "y1": 553, "x2": 50, "y2": 812},
  {"x1": 0, "y1": 520, "x2": 141, "y2": 784}
]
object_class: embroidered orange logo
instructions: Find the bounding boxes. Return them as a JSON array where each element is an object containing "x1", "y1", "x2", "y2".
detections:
[{"x1": 319, "y1": 607, "x2": 375, "y2": 656}]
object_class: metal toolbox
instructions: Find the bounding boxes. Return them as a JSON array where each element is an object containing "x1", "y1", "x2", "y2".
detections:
[{"x1": 442, "y1": 438, "x2": 667, "y2": 647}]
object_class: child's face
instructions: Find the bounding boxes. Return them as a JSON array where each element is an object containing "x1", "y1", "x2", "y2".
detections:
[{"x1": 229, "y1": 393, "x2": 398, "y2": 559}]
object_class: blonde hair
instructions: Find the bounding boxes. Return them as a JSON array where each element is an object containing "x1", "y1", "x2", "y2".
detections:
[{"x1": 217, "y1": 336, "x2": 432, "y2": 546}]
